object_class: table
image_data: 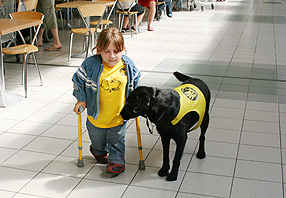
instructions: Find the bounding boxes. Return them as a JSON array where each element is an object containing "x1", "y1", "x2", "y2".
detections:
[
  {"x1": 0, "y1": 18, "x2": 43, "y2": 107},
  {"x1": 56, "y1": 0, "x2": 115, "y2": 28}
]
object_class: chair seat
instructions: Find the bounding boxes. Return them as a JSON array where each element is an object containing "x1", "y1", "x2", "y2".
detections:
[
  {"x1": 2, "y1": 44, "x2": 38, "y2": 55},
  {"x1": 90, "y1": 19, "x2": 113, "y2": 26},
  {"x1": 71, "y1": 27, "x2": 102, "y2": 35},
  {"x1": 117, "y1": 10, "x2": 138, "y2": 15}
]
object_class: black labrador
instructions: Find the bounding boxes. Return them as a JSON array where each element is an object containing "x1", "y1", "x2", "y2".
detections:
[{"x1": 121, "y1": 71, "x2": 211, "y2": 181}]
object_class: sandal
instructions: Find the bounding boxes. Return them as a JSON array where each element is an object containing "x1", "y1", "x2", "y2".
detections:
[
  {"x1": 44, "y1": 45, "x2": 62, "y2": 51},
  {"x1": 148, "y1": 27, "x2": 154, "y2": 31}
]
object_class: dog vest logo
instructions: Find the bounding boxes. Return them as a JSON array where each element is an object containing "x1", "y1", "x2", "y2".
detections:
[{"x1": 181, "y1": 87, "x2": 198, "y2": 101}]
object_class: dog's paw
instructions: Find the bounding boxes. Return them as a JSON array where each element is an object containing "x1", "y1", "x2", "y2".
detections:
[
  {"x1": 196, "y1": 151, "x2": 206, "y2": 159},
  {"x1": 158, "y1": 168, "x2": 169, "y2": 177},
  {"x1": 166, "y1": 173, "x2": 178, "y2": 181}
]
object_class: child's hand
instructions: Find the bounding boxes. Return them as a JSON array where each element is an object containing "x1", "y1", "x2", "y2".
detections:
[{"x1": 74, "y1": 101, "x2": 86, "y2": 115}]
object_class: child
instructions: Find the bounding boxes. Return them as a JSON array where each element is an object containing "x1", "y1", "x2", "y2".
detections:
[{"x1": 72, "y1": 28, "x2": 141, "y2": 175}]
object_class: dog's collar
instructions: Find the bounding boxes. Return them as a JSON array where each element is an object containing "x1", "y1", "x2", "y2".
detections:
[{"x1": 143, "y1": 110, "x2": 165, "y2": 134}]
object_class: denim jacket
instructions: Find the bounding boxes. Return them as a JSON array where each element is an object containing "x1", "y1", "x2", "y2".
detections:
[{"x1": 72, "y1": 54, "x2": 141, "y2": 120}]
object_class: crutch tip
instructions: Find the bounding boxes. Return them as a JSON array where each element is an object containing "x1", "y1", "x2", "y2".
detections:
[
  {"x1": 77, "y1": 159, "x2": 84, "y2": 167},
  {"x1": 139, "y1": 160, "x2": 145, "y2": 170}
]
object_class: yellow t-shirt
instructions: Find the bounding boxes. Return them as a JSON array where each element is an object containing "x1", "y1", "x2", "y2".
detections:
[
  {"x1": 171, "y1": 84, "x2": 206, "y2": 131},
  {"x1": 88, "y1": 60, "x2": 127, "y2": 128}
]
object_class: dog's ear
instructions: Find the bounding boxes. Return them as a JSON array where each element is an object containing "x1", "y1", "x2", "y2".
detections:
[{"x1": 173, "y1": 71, "x2": 191, "y2": 82}]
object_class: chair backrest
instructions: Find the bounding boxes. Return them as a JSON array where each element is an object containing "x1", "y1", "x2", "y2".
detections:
[
  {"x1": 10, "y1": 11, "x2": 44, "y2": 44},
  {"x1": 77, "y1": 3, "x2": 107, "y2": 18},
  {"x1": 117, "y1": 0, "x2": 136, "y2": 11},
  {"x1": 77, "y1": 3, "x2": 107, "y2": 31},
  {"x1": 96, "y1": 0, "x2": 117, "y2": 20},
  {"x1": 17, "y1": 0, "x2": 38, "y2": 11}
]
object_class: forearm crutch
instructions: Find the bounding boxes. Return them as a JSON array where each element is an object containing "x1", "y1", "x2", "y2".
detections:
[
  {"x1": 77, "y1": 106, "x2": 84, "y2": 167},
  {"x1": 136, "y1": 117, "x2": 145, "y2": 170}
]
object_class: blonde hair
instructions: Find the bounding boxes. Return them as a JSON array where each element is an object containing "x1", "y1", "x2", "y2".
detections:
[{"x1": 94, "y1": 28, "x2": 125, "y2": 53}]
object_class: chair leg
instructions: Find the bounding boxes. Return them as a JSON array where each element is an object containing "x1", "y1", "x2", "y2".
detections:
[
  {"x1": 129, "y1": 15, "x2": 133, "y2": 38},
  {"x1": 85, "y1": 34, "x2": 91, "y2": 58},
  {"x1": 32, "y1": 52, "x2": 43, "y2": 86},
  {"x1": 23, "y1": 54, "x2": 28, "y2": 98},
  {"x1": 68, "y1": 32, "x2": 74, "y2": 62},
  {"x1": 59, "y1": 10, "x2": 64, "y2": 30},
  {"x1": 135, "y1": 13, "x2": 138, "y2": 34}
]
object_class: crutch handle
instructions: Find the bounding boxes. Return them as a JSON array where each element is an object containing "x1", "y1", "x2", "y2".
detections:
[{"x1": 79, "y1": 106, "x2": 84, "y2": 113}]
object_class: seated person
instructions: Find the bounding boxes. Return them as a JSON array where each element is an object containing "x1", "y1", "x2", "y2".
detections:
[
  {"x1": 158, "y1": 0, "x2": 172, "y2": 18},
  {"x1": 138, "y1": 0, "x2": 156, "y2": 31},
  {"x1": 118, "y1": 0, "x2": 145, "y2": 32}
]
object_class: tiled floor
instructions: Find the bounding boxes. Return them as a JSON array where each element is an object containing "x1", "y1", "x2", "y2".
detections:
[{"x1": 1, "y1": 0, "x2": 286, "y2": 197}]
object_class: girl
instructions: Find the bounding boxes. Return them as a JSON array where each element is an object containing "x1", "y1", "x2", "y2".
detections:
[{"x1": 72, "y1": 28, "x2": 141, "y2": 175}]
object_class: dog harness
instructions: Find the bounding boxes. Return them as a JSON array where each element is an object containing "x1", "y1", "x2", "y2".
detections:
[{"x1": 171, "y1": 84, "x2": 206, "y2": 131}]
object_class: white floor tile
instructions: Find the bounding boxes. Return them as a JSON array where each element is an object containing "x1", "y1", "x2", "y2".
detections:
[
  {"x1": 7, "y1": 121, "x2": 52, "y2": 135},
  {"x1": 122, "y1": 186, "x2": 176, "y2": 198},
  {"x1": 188, "y1": 156, "x2": 236, "y2": 177},
  {"x1": 238, "y1": 144, "x2": 281, "y2": 163},
  {"x1": 42, "y1": 155, "x2": 94, "y2": 178},
  {"x1": 235, "y1": 160, "x2": 282, "y2": 182},
  {"x1": 0, "y1": 167, "x2": 37, "y2": 192},
  {"x1": 0, "y1": 133, "x2": 36, "y2": 149},
  {"x1": 180, "y1": 172, "x2": 232, "y2": 197},
  {"x1": 19, "y1": 173, "x2": 81, "y2": 198},
  {"x1": 2, "y1": 150, "x2": 56, "y2": 171},
  {"x1": 67, "y1": 179, "x2": 128, "y2": 198},
  {"x1": 23, "y1": 136, "x2": 73, "y2": 155},
  {"x1": 231, "y1": 178, "x2": 283, "y2": 198}
]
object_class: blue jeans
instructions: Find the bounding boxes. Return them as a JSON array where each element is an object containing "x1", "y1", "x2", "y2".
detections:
[{"x1": 87, "y1": 119, "x2": 126, "y2": 164}]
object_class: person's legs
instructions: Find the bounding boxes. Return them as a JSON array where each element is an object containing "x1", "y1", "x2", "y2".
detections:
[
  {"x1": 148, "y1": 1, "x2": 156, "y2": 30},
  {"x1": 134, "y1": 13, "x2": 145, "y2": 29},
  {"x1": 165, "y1": 0, "x2": 172, "y2": 16},
  {"x1": 37, "y1": 28, "x2": 45, "y2": 46},
  {"x1": 50, "y1": 28, "x2": 62, "y2": 48},
  {"x1": 122, "y1": 16, "x2": 129, "y2": 30},
  {"x1": 106, "y1": 123, "x2": 126, "y2": 164},
  {"x1": 87, "y1": 119, "x2": 108, "y2": 156}
]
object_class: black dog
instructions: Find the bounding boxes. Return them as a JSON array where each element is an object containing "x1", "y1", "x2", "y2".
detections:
[{"x1": 121, "y1": 71, "x2": 211, "y2": 181}]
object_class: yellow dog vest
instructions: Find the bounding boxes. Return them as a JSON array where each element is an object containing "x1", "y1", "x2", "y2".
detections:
[{"x1": 171, "y1": 84, "x2": 206, "y2": 131}]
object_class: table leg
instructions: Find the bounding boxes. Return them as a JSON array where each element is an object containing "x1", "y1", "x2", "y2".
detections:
[{"x1": 0, "y1": 36, "x2": 7, "y2": 107}]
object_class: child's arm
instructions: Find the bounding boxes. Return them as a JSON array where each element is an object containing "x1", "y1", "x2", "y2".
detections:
[
  {"x1": 73, "y1": 101, "x2": 86, "y2": 115},
  {"x1": 72, "y1": 65, "x2": 87, "y2": 102}
]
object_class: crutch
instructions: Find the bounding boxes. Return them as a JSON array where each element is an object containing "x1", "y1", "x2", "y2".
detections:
[
  {"x1": 77, "y1": 106, "x2": 84, "y2": 167},
  {"x1": 135, "y1": 117, "x2": 145, "y2": 170}
]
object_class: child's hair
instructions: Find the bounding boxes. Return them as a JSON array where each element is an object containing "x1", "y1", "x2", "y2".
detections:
[{"x1": 94, "y1": 28, "x2": 125, "y2": 53}]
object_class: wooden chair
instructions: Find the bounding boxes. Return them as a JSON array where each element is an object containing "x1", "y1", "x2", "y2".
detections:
[
  {"x1": 68, "y1": 3, "x2": 107, "y2": 61},
  {"x1": 17, "y1": 0, "x2": 38, "y2": 11},
  {"x1": 2, "y1": 11, "x2": 44, "y2": 98},
  {"x1": 116, "y1": 0, "x2": 138, "y2": 37},
  {"x1": 90, "y1": 0, "x2": 117, "y2": 29}
]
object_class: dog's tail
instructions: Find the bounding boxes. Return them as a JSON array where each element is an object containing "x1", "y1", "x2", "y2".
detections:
[{"x1": 173, "y1": 71, "x2": 192, "y2": 82}]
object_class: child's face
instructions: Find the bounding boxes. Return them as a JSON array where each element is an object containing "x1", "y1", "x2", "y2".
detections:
[{"x1": 98, "y1": 42, "x2": 125, "y2": 67}]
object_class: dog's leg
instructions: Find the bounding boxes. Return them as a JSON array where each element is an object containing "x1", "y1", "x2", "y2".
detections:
[
  {"x1": 197, "y1": 113, "x2": 209, "y2": 159},
  {"x1": 158, "y1": 134, "x2": 171, "y2": 177},
  {"x1": 167, "y1": 134, "x2": 187, "y2": 181}
]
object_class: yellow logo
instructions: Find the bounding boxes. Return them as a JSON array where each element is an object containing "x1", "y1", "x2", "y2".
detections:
[{"x1": 100, "y1": 78, "x2": 121, "y2": 93}]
